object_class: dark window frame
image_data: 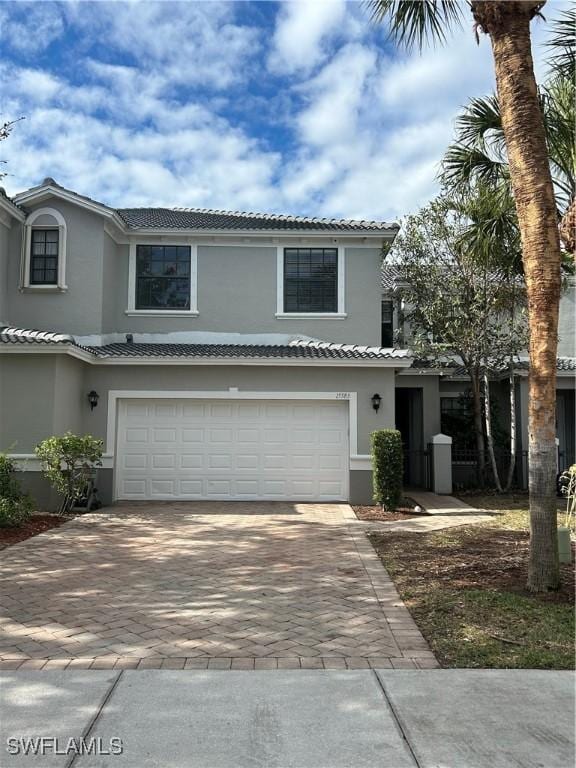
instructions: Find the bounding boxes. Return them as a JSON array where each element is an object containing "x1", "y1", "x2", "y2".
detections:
[
  {"x1": 283, "y1": 247, "x2": 339, "y2": 313},
  {"x1": 135, "y1": 244, "x2": 192, "y2": 311},
  {"x1": 30, "y1": 228, "x2": 59, "y2": 286},
  {"x1": 381, "y1": 299, "x2": 394, "y2": 347}
]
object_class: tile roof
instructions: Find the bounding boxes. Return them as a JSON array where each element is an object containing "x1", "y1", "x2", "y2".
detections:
[
  {"x1": 85, "y1": 340, "x2": 410, "y2": 361},
  {"x1": 381, "y1": 264, "x2": 405, "y2": 290},
  {"x1": 0, "y1": 328, "x2": 410, "y2": 362},
  {"x1": 411, "y1": 357, "x2": 576, "y2": 376},
  {"x1": 116, "y1": 207, "x2": 398, "y2": 233},
  {"x1": 0, "y1": 326, "x2": 75, "y2": 344},
  {"x1": 12, "y1": 178, "x2": 399, "y2": 233}
]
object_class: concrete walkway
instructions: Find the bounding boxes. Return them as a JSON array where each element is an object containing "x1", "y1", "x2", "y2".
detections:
[
  {"x1": 0, "y1": 502, "x2": 435, "y2": 669},
  {"x1": 0, "y1": 669, "x2": 573, "y2": 767},
  {"x1": 354, "y1": 491, "x2": 496, "y2": 533}
]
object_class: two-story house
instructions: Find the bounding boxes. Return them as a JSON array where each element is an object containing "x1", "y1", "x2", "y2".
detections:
[{"x1": 0, "y1": 178, "x2": 412, "y2": 508}]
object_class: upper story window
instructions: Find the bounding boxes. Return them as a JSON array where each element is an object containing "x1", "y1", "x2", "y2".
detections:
[
  {"x1": 21, "y1": 208, "x2": 67, "y2": 291},
  {"x1": 127, "y1": 243, "x2": 198, "y2": 316},
  {"x1": 30, "y1": 229, "x2": 59, "y2": 285},
  {"x1": 381, "y1": 300, "x2": 394, "y2": 347},
  {"x1": 136, "y1": 245, "x2": 191, "y2": 310},
  {"x1": 276, "y1": 246, "x2": 346, "y2": 318}
]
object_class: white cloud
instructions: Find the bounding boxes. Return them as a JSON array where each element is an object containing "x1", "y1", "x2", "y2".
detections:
[
  {"x1": 269, "y1": 0, "x2": 348, "y2": 75},
  {"x1": 296, "y1": 44, "x2": 377, "y2": 146},
  {"x1": 0, "y1": 3, "x2": 65, "y2": 55},
  {"x1": 1, "y1": 0, "x2": 570, "y2": 225},
  {"x1": 72, "y1": 1, "x2": 260, "y2": 90}
]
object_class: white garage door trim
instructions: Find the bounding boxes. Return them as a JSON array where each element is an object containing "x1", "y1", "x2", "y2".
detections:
[{"x1": 108, "y1": 390, "x2": 357, "y2": 501}]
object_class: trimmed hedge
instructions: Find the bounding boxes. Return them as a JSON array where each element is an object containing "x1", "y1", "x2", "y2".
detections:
[
  {"x1": 0, "y1": 453, "x2": 34, "y2": 527},
  {"x1": 371, "y1": 429, "x2": 403, "y2": 510}
]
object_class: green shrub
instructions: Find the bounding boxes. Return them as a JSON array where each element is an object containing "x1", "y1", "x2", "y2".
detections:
[
  {"x1": 371, "y1": 429, "x2": 403, "y2": 510},
  {"x1": 0, "y1": 453, "x2": 34, "y2": 527},
  {"x1": 35, "y1": 433, "x2": 103, "y2": 514}
]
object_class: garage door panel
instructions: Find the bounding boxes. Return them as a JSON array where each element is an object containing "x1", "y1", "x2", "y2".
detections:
[
  {"x1": 180, "y1": 454, "x2": 204, "y2": 469},
  {"x1": 182, "y1": 428, "x2": 204, "y2": 442},
  {"x1": 236, "y1": 454, "x2": 259, "y2": 469},
  {"x1": 116, "y1": 399, "x2": 348, "y2": 501},
  {"x1": 125, "y1": 428, "x2": 148, "y2": 443}
]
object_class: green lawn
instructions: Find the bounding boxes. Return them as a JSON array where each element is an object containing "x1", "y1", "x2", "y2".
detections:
[{"x1": 369, "y1": 500, "x2": 574, "y2": 669}]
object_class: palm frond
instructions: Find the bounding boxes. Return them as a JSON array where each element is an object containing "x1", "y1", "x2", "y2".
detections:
[
  {"x1": 541, "y1": 75, "x2": 576, "y2": 209},
  {"x1": 454, "y1": 94, "x2": 504, "y2": 148},
  {"x1": 366, "y1": 0, "x2": 466, "y2": 51},
  {"x1": 441, "y1": 143, "x2": 509, "y2": 188},
  {"x1": 544, "y1": 8, "x2": 576, "y2": 80}
]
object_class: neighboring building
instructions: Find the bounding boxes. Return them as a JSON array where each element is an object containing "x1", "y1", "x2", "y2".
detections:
[
  {"x1": 381, "y1": 265, "x2": 576, "y2": 488},
  {"x1": 0, "y1": 179, "x2": 412, "y2": 507}
]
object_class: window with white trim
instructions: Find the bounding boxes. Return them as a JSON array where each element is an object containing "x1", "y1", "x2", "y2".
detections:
[
  {"x1": 284, "y1": 248, "x2": 337, "y2": 312},
  {"x1": 276, "y1": 245, "x2": 345, "y2": 317},
  {"x1": 136, "y1": 245, "x2": 191, "y2": 310},
  {"x1": 126, "y1": 242, "x2": 198, "y2": 315},
  {"x1": 21, "y1": 208, "x2": 67, "y2": 290}
]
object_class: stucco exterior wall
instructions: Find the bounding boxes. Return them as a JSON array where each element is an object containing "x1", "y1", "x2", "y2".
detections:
[
  {"x1": 0, "y1": 222, "x2": 8, "y2": 324},
  {"x1": 84, "y1": 363, "x2": 396, "y2": 456},
  {"x1": 6, "y1": 199, "x2": 106, "y2": 334},
  {"x1": 2, "y1": 354, "x2": 399, "y2": 508},
  {"x1": 100, "y1": 245, "x2": 382, "y2": 344},
  {"x1": 558, "y1": 279, "x2": 575, "y2": 357},
  {"x1": 4, "y1": 195, "x2": 384, "y2": 344}
]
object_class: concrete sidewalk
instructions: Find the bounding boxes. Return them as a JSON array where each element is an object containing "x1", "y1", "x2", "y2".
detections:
[{"x1": 1, "y1": 670, "x2": 573, "y2": 767}]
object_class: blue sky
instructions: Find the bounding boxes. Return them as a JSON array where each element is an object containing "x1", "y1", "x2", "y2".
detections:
[{"x1": 0, "y1": 0, "x2": 565, "y2": 221}]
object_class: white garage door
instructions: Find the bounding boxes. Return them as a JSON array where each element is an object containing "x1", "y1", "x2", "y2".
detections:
[{"x1": 115, "y1": 399, "x2": 349, "y2": 501}]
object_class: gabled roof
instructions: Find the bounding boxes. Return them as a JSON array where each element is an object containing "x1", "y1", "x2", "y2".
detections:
[
  {"x1": 116, "y1": 207, "x2": 398, "y2": 233},
  {"x1": 11, "y1": 178, "x2": 398, "y2": 235},
  {"x1": 0, "y1": 187, "x2": 25, "y2": 222}
]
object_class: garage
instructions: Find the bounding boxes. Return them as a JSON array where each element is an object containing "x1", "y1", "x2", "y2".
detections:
[{"x1": 115, "y1": 398, "x2": 349, "y2": 501}]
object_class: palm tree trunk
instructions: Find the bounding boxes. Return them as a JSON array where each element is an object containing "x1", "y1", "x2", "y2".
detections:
[{"x1": 472, "y1": 2, "x2": 562, "y2": 590}]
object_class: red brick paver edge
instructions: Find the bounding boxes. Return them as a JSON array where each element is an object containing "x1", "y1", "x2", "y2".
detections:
[{"x1": 2, "y1": 656, "x2": 436, "y2": 671}]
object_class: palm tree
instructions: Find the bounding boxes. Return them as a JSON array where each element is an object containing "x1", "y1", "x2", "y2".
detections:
[{"x1": 368, "y1": 0, "x2": 564, "y2": 591}]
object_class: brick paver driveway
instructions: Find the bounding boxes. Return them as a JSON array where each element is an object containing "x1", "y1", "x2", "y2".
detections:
[{"x1": 0, "y1": 503, "x2": 436, "y2": 670}]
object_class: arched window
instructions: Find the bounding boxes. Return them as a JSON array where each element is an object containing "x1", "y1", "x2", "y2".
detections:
[{"x1": 21, "y1": 207, "x2": 67, "y2": 290}]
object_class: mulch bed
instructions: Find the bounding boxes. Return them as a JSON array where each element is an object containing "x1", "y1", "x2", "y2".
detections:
[
  {"x1": 0, "y1": 515, "x2": 67, "y2": 551},
  {"x1": 352, "y1": 503, "x2": 421, "y2": 522},
  {"x1": 371, "y1": 524, "x2": 575, "y2": 605}
]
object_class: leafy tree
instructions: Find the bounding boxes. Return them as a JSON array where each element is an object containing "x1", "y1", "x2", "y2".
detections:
[
  {"x1": 388, "y1": 191, "x2": 527, "y2": 488},
  {"x1": 1, "y1": 118, "x2": 22, "y2": 181},
  {"x1": 35, "y1": 433, "x2": 103, "y2": 514},
  {"x1": 368, "y1": 0, "x2": 564, "y2": 591}
]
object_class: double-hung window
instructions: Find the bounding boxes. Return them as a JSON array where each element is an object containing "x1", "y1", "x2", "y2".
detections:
[
  {"x1": 279, "y1": 247, "x2": 344, "y2": 316},
  {"x1": 135, "y1": 245, "x2": 191, "y2": 310},
  {"x1": 30, "y1": 229, "x2": 59, "y2": 285}
]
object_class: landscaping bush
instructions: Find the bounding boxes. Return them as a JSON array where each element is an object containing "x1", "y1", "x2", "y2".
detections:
[
  {"x1": 371, "y1": 429, "x2": 403, "y2": 510},
  {"x1": 35, "y1": 433, "x2": 103, "y2": 514},
  {"x1": 0, "y1": 453, "x2": 34, "y2": 527}
]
